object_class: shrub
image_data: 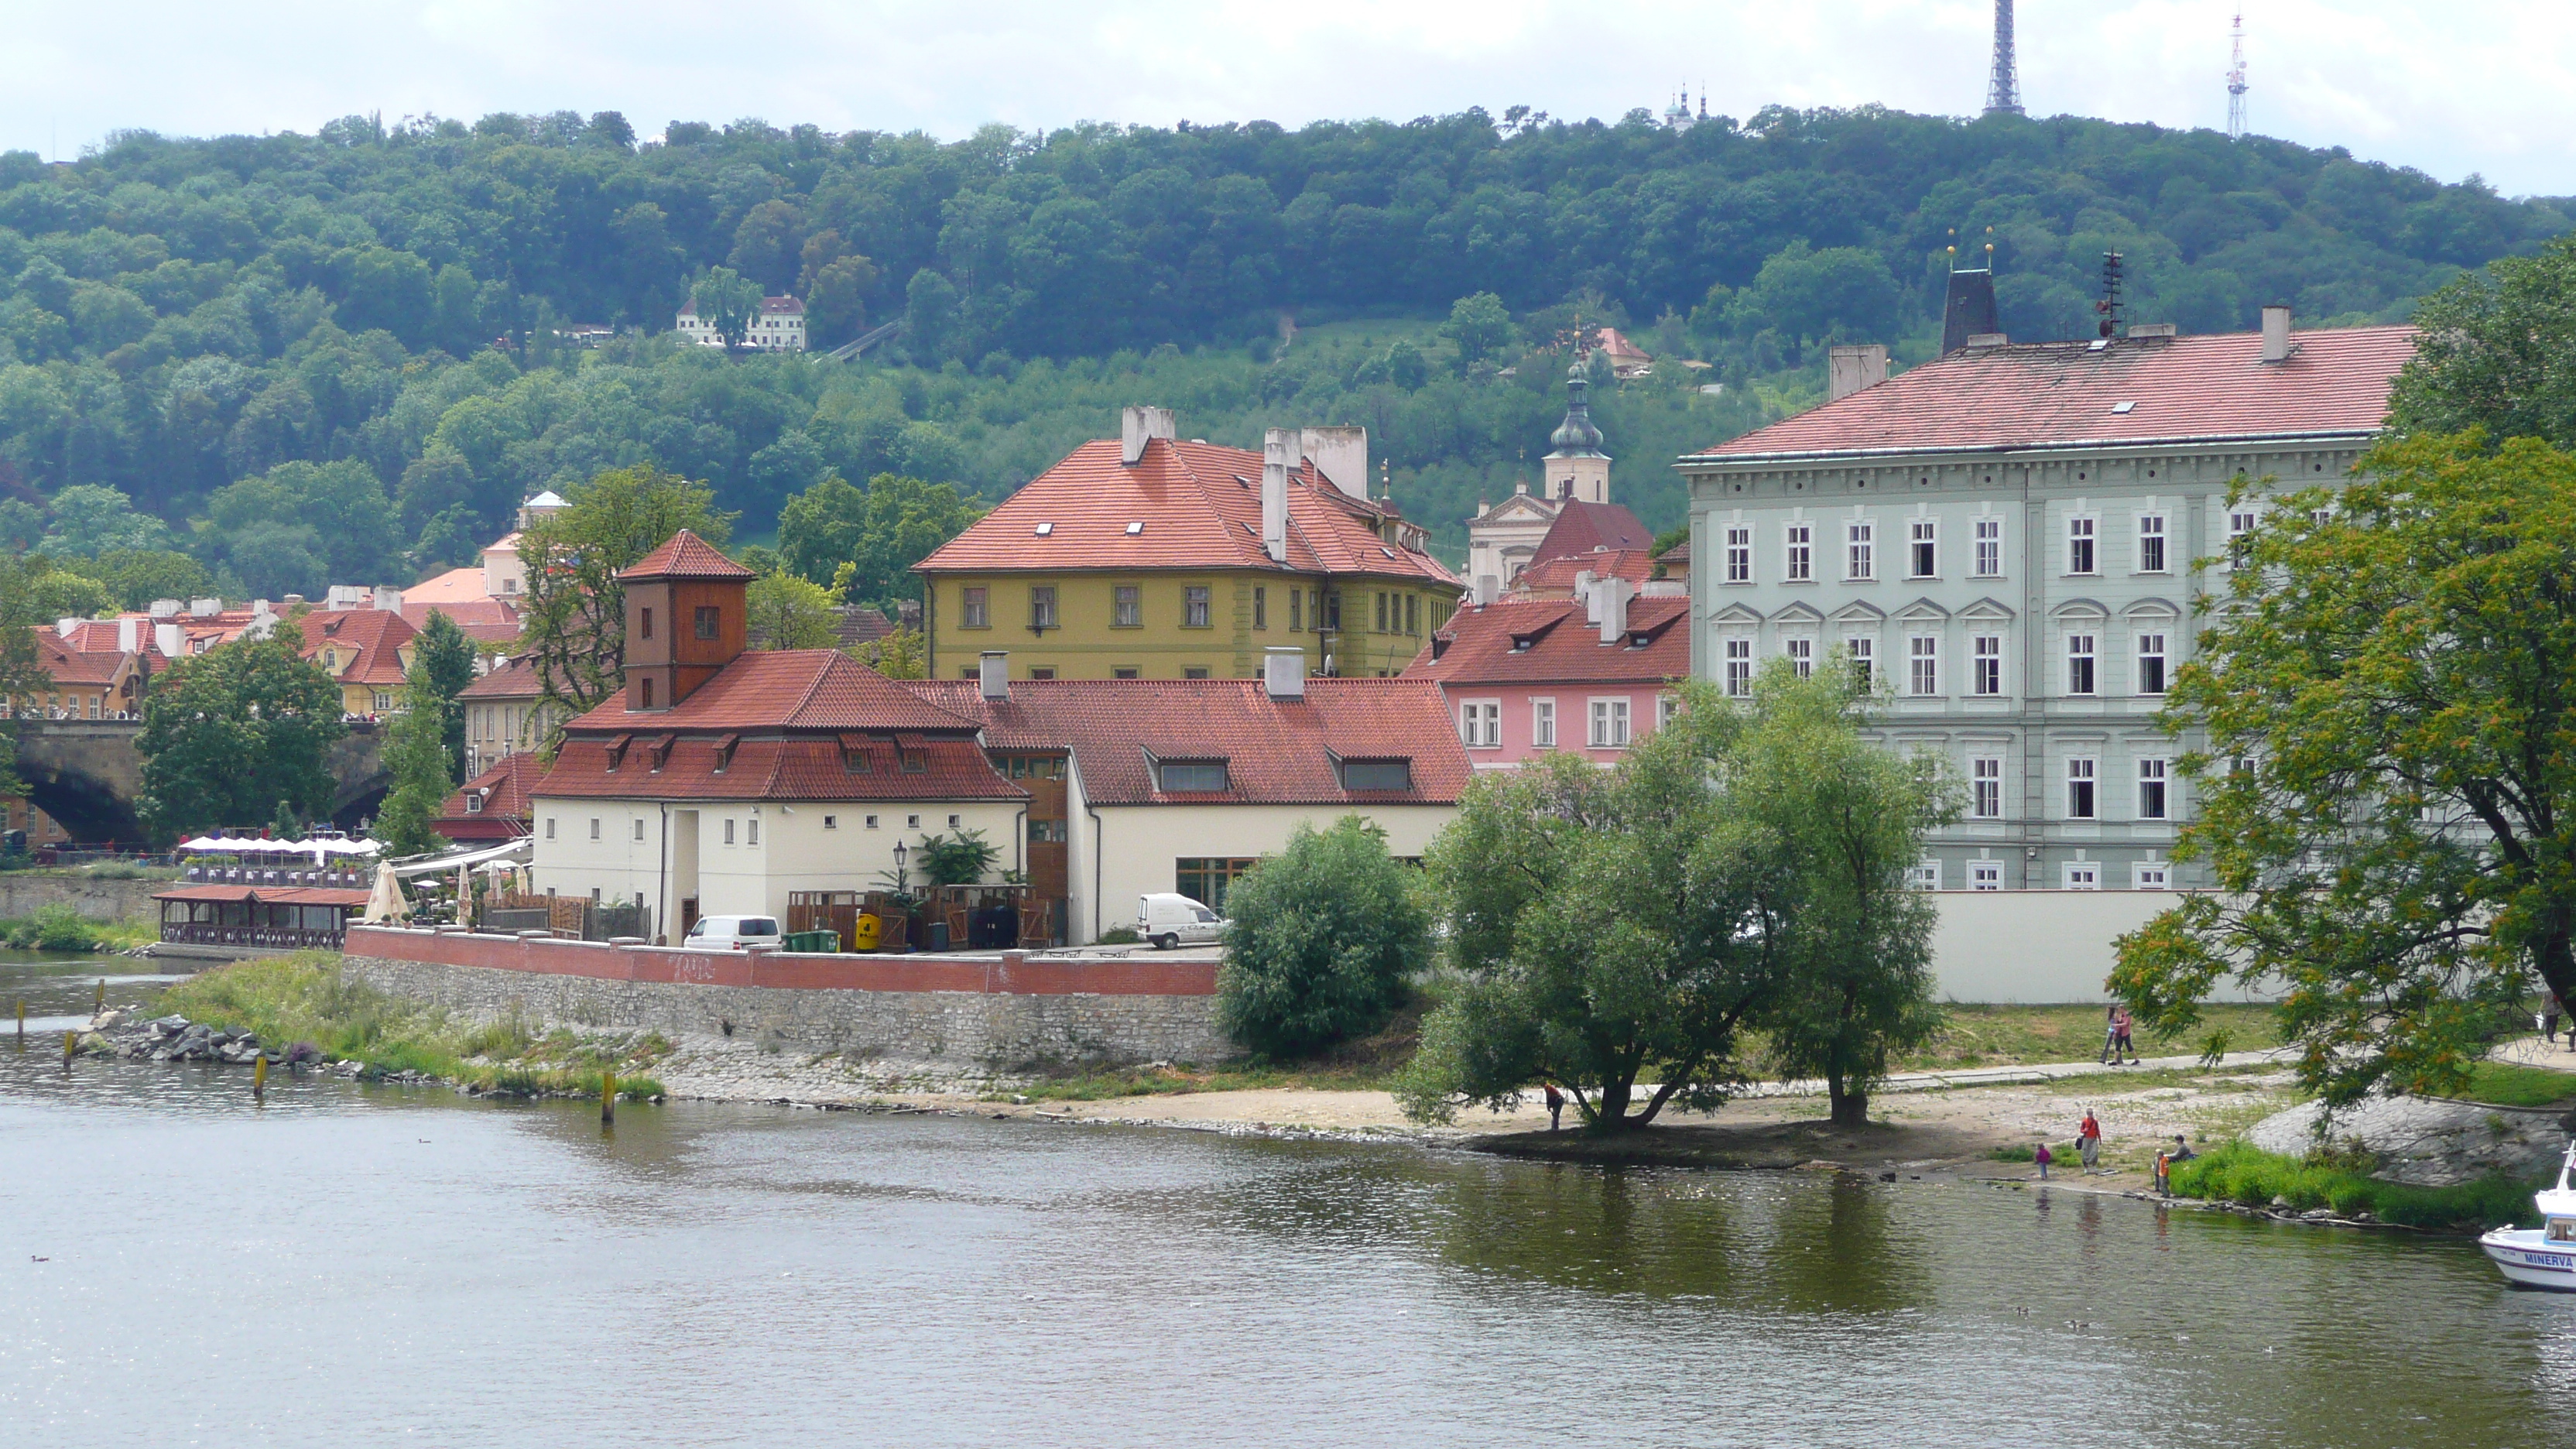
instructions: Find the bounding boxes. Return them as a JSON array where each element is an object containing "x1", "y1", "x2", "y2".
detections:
[
  {"x1": 6, "y1": 904, "x2": 104, "y2": 951},
  {"x1": 2169, "y1": 1139, "x2": 2538, "y2": 1229},
  {"x1": 1214, "y1": 816, "x2": 1430, "y2": 1059},
  {"x1": 1095, "y1": 927, "x2": 1140, "y2": 945},
  {"x1": 914, "y1": 829, "x2": 998, "y2": 887}
]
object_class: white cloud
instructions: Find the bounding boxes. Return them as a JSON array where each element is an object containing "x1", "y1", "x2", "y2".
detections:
[{"x1": 0, "y1": 1, "x2": 2567, "y2": 194}]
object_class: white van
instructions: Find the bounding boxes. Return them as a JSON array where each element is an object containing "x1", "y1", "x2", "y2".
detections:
[
  {"x1": 685, "y1": 914, "x2": 782, "y2": 951},
  {"x1": 1138, "y1": 893, "x2": 1226, "y2": 950}
]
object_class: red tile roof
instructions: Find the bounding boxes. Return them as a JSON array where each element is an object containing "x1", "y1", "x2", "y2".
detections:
[
  {"x1": 459, "y1": 657, "x2": 543, "y2": 701},
  {"x1": 404, "y1": 565, "x2": 491, "y2": 603},
  {"x1": 563, "y1": 649, "x2": 981, "y2": 735},
  {"x1": 1687, "y1": 324, "x2": 2418, "y2": 461},
  {"x1": 906, "y1": 678, "x2": 1472, "y2": 807},
  {"x1": 914, "y1": 437, "x2": 1459, "y2": 588},
  {"x1": 401, "y1": 598, "x2": 521, "y2": 646},
  {"x1": 536, "y1": 735, "x2": 1023, "y2": 803},
  {"x1": 1513, "y1": 549, "x2": 1657, "y2": 597},
  {"x1": 619, "y1": 529, "x2": 756, "y2": 581},
  {"x1": 1532, "y1": 500, "x2": 1651, "y2": 564},
  {"x1": 296, "y1": 609, "x2": 419, "y2": 687},
  {"x1": 1405, "y1": 596, "x2": 1690, "y2": 688},
  {"x1": 33, "y1": 631, "x2": 125, "y2": 686},
  {"x1": 437, "y1": 753, "x2": 542, "y2": 832}
]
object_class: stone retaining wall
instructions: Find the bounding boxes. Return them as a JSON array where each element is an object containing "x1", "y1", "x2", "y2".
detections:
[
  {"x1": 0, "y1": 873, "x2": 163, "y2": 923},
  {"x1": 340, "y1": 927, "x2": 1237, "y2": 1070}
]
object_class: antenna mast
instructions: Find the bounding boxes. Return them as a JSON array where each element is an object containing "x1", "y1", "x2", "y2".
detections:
[
  {"x1": 2225, "y1": 12, "x2": 2249, "y2": 139},
  {"x1": 1985, "y1": 0, "x2": 2023, "y2": 116}
]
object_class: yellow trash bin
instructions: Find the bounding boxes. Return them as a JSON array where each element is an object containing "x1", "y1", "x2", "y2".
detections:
[{"x1": 850, "y1": 913, "x2": 883, "y2": 953}]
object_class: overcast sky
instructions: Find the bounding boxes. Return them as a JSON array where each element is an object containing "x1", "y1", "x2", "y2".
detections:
[{"x1": 4, "y1": 2, "x2": 2569, "y2": 196}]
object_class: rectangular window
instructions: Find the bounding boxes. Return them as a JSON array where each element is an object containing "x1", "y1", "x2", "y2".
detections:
[
  {"x1": 722, "y1": 819, "x2": 734, "y2": 844},
  {"x1": 1908, "y1": 635, "x2": 1939, "y2": 696},
  {"x1": 1113, "y1": 585, "x2": 1141, "y2": 628},
  {"x1": 2064, "y1": 862, "x2": 2102, "y2": 891},
  {"x1": 1847, "y1": 636, "x2": 1873, "y2": 690},
  {"x1": 1906, "y1": 862, "x2": 1942, "y2": 891},
  {"x1": 1175, "y1": 857, "x2": 1261, "y2": 913},
  {"x1": 1974, "y1": 517, "x2": 2002, "y2": 577},
  {"x1": 1971, "y1": 756, "x2": 2002, "y2": 819},
  {"x1": 1406, "y1": 594, "x2": 1419, "y2": 635},
  {"x1": 632, "y1": 819, "x2": 645, "y2": 841},
  {"x1": 1254, "y1": 587, "x2": 1266, "y2": 630},
  {"x1": 1589, "y1": 698, "x2": 1632, "y2": 748},
  {"x1": 1785, "y1": 523, "x2": 1813, "y2": 581},
  {"x1": 1786, "y1": 638, "x2": 1814, "y2": 678},
  {"x1": 2067, "y1": 759, "x2": 2098, "y2": 819},
  {"x1": 694, "y1": 606, "x2": 719, "y2": 640},
  {"x1": 1340, "y1": 759, "x2": 1413, "y2": 791},
  {"x1": 2067, "y1": 517, "x2": 2096, "y2": 574},
  {"x1": 748, "y1": 818, "x2": 759, "y2": 846},
  {"x1": 1374, "y1": 592, "x2": 1388, "y2": 633},
  {"x1": 1460, "y1": 701, "x2": 1500, "y2": 748},
  {"x1": 2067, "y1": 634, "x2": 2097, "y2": 695},
  {"x1": 1031, "y1": 586, "x2": 1059, "y2": 629},
  {"x1": 1113, "y1": 668, "x2": 1139, "y2": 680},
  {"x1": 1725, "y1": 637, "x2": 1752, "y2": 697},
  {"x1": 1971, "y1": 862, "x2": 2002, "y2": 891},
  {"x1": 1157, "y1": 760, "x2": 1228, "y2": 792},
  {"x1": 1725, "y1": 526, "x2": 1752, "y2": 584},
  {"x1": 589, "y1": 818, "x2": 601, "y2": 841},
  {"x1": 1029, "y1": 667, "x2": 1056, "y2": 680},
  {"x1": 1972, "y1": 635, "x2": 2002, "y2": 696},
  {"x1": 1324, "y1": 593, "x2": 1341, "y2": 631},
  {"x1": 824, "y1": 815, "x2": 837, "y2": 830},
  {"x1": 2228, "y1": 508, "x2": 2259, "y2": 563},
  {"x1": 1182, "y1": 666, "x2": 1210, "y2": 680},
  {"x1": 1290, "y1": 589, "x2": 1303, "y2": 632},
  {"x1": 2136, "y1": 632, "x2": 2168, "y2": 694},
  {"x1": 2138, "y1": 758, "x2": 2170, "y2": 820},
  {"x1": 1909, "y1": 519, "x2": 1937, "y2": 578},
  {"x1": 1657, "y1": 694, "x2": 1680, "y2": 730},
  {"x1": 545, "y1": 818, "x2": 556, "y2": 840},
  {"x1": 2134, "y1": 862, "x2": 2170, "y2": 890},
  {"x1": 2137, "y1": 514, "x2": 2167, "y2": 573},
  {"x1": 639, "y1": 607, "x2": 653, "y2": 640},
  {"x1": 1531, "y1": 698, "x2": 1556, "y2": 748},
  {"x1": 1846, "y1": 521, "x2": 1875, "y2": 580}
]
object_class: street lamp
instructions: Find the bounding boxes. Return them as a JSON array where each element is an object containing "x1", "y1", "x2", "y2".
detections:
[{"x1": 891, "y1": 838, "x2": 908, "y2": 896}]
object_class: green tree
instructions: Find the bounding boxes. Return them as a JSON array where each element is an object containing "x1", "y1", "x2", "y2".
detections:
[
  {"x1": 136, "y1": 622, "x2": 347, "y2": 841},
  {"x1": 25, "y1": 565, "x2": 114, "y2": 621},
  {"x1": 1439, "y1": 292, "x2": 1515, "y2": 371},
  {"x1": 411, "y1": 610, "x2": 479, "y2": 783},
  {"x1": 841, "y1": 474, "x2": 984, "y2": 613},
  {"x1": 1396, "y1": 707, "x2": 1794, "y2": 1133},
  {"x1": 0, "y1": 553, "x2": 70, "y2": 793},
  {"x1": 1215, "y1": 816, "x2": 1430, "y2": 1059},
  {"x1": 370, "y1": 664, "x2": 457, "y2": 858},
  {"x1": 854, "y1": 623, "x2": 926, "y2": 680},
  {"x1": 804, "y1": 254, "x2": 877, "y2": 348},
  {"x1": 2114, "y1": 433, "x2": 2576, "y2": 1109},
  {"x1": 1732, "y1": 661, "x2": 1954, "y2": 1125},
  {"x1": 746, "y1": 570, "x2": 841, "y2": 649},
  {"x1": 1728, "y1": 242, "x2": 1902, "y2": 354},
  {"x1": 39, "y1": 485, "x2": 170, "y2": 557},
  {"x1": 776, "y1": 474, "x2": 868, "y2": 584},
  {"x1": 689, "y1": 266, "x2": 765, "y2": 351},
  {"x1": 87, "y1": 549, "x2": 211, "y2": 611},
  {"x1": 518, "y1": 464, "x2": 735, "y2": 728},
  {"x1": 2386, "y1": 231, "x2": 2576, "y2": 450}
]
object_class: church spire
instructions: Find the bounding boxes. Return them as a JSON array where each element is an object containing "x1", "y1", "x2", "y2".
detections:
[{"x1": 1542, "y1": 355, "x2": 1612, "y2": 505}]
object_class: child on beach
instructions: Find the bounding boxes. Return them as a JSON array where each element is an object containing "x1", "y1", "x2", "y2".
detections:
[{"x1": 2034, "y1": 1141, "x2": 2054, "y2": 1180}]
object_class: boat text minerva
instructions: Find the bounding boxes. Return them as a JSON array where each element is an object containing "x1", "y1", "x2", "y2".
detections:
[{"x1": 2481, "y1": 1141, "x2": 2576, "y2": 1290}]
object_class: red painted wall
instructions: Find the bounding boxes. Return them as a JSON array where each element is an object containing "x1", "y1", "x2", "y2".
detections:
[{"x1": 344, "y1": 926, "x2": 1216, "y2": 996}]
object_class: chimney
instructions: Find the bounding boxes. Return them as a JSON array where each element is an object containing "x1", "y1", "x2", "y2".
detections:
[
  {"x1": 979, "y1": 651, "x2": 1009, "y2": 701},
  {"x1": 54, "y1": 617, "x2": 77, "y2": 639},
  {"x1": 1595, "y1": 577, "x2": 1636, "y2": 644},
  {"x1": 1473, "y1": 574, "x2": 1500, "y2": 606},
  {"x1": 1120, "y1": 406, "x2": 1176, "y2": 465},
  {"x1": 154, "y1": 623, "x2": 181, "y2": 659},
  {"x1": 1262, "y1": 646, "x2": 1306, "y2": 701},
  {"x1": 2259, "y1": 305, "x2": 2293, "y2": 364},
  {"x1": 1261, "y1": 429, "x2": 1293, "y2": 564},
  {"x1": 1941, "y1": 266, "x2": 2000, "y2": 355},
  {"x1": 148, "y1": 598, "x2": 180, "y2": 618},
  {"x1": 373, "y1": 587, "x2": 403, "y2": 612},
  {"x1": 1827, "y1": 344, "x2": 1889, "y2": 402},
  {"x1": 190, "y1": 598, "x2": 221, "y2": 618},
  {"x1": 1298, "y1": 426, "x2": 1369, "y2": 501},
  {"x1": 2127, "y1": 322, "x2": 2177, "y2": 339},
  {"x1": 116, "y1": 618, "x2": 137, "y2": 655},
  {"x1": 1575, "y1": 570, "x2": 1600, "y2": 623}
]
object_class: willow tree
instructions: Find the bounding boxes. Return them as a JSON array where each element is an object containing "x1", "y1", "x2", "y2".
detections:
[{"x1": 2113, "y1": 432, "x2": 2576, "y2": 1108}]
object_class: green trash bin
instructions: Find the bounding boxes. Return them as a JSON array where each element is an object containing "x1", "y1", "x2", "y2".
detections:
[{"x1": 782, "y1": 929, "x2": 839, "y2": 954}]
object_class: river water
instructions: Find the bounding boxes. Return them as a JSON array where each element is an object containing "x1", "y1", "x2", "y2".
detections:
[{"x1": 3, "y1": 955, "x2": 2572, "y2": 1447}]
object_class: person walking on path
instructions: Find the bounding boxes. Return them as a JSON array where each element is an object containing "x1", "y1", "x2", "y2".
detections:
[
  {"x1": 2100, "y1": 1005, "x2": 2122, "y2": 1065},
  {"x1": 1543, "y1": 1081, "x2": 1565, "y2": 1132},
  {"x1": 2155, "y1": 1150, "x2": 2172, "y2": 1197},
  {"x1": 2078, "y1": 1111, "x2": 2102, "y2": 1170},
  {"x1": 2110, "y1": 1005, "x2": 2139, "y2": 1065},
  {"x1": 2547, "y1": 992, "x2": 2566, "y2": 1048},
  {"x1": 2035, "y1": 1141, "x2": 2054, "y2": 1180}
]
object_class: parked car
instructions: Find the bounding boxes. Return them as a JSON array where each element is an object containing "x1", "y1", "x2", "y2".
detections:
[
  {"x1": 684, "y1": 914, "x2": 782, "y2": 951},
  {"x1": 1138, "y1": 893, "x2": 1225, "y2": 950}
]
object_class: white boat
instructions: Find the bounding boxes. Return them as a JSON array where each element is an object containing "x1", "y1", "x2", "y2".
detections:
[{"x1": 2480, "y1": 1142, "x2": 2576, "y2": 1290}]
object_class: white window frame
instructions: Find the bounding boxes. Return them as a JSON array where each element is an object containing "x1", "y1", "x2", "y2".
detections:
[
  {"x1": 1784, "y1": 522, "x2": 1813, "y2": 582},
  {"x1": 1906, "y1": 635, "x2": 1939, "y2": 697},
  {"x1": 2066, "y1": 632, "x2": 2097, "y2": 696},
  {"x1": 1588, "y1": 697, "x2": 1632, "y2": 749},
  {"x1": 1656, "y1": 694, "x2": 1680, "y2": 730},
  {"x1": 2064, "y1": 862, "x2": 2102, "y2": 890},
  {"x1": 1905, "y1": 861, "x2": 1943, "y2": 891},
  {"x1": 1845, "y1": 520, "x2": 1875, "y2": 581},
  {"x1": 1971, "y1": 862, "x2": 2002, "y2": 891},
  {"x1": 1723, "y1": 636, "x2": 1752, "y2": 697},
  {"x1": 1972, "y1": 633, "x2": 2002, "y2": 696},
  {"x1": 1785, "y1": 637, "x2": 1814, "y2": 678},
  {"x1": 1530, "y1": 697, "x2": 1556, "y2": 749},
  {"x1": 2227, "y1": 506, "x2": 2260, "y2": 566},
  {"x1": 2067, "y1": 516, "x2": 2097, "y2": 575},
  {"x1": 2136, "y1": 512, "x2": 2168, "y2": 574},
  {"x1": 2137, "y1": 757, "x2": 2170, "y2": 820},
  {"x1": 1971, "y1": 755, "x2": 2002, "y2": 819},
  {"x1": 1908, "y1": 519, "x2": 1938, "y2": 579},
  {"x1": 2135, "y1": 631, "x2": 2168, "y2": 695},
  {"x1": 1724, "y1": 525, "x2": 1752, "y2": 584},
  {"x1": 1458, "y1": 700, "x2": 1501, "y2": 750},
  {"x1": 1973, "y1": 516, "x2": 2002, "y2": 578},
  {"x1": 2132, "y1": 862, "x2": 2171, "y2": 890},
  {"x1": 1846, "y1": 635, "x2": 1874, "y2": 690},
  {"x1": 2066, "y1": 758, "x2": 2098, "y2": 820}
]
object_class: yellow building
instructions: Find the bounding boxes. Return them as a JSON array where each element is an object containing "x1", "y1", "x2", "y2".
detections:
[{"x1": 914, "y1": 409, "x2": 1460, "y2": 682}]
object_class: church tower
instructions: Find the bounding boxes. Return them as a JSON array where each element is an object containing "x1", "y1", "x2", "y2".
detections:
[{"x1": 1543, "y1": 358, "x2": 1612, "y2": 505}]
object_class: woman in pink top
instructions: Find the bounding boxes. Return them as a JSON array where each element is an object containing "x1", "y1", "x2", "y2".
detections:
[{"x1": 2109, "y1": 1006, "x2": 2138, "y2": 1065}]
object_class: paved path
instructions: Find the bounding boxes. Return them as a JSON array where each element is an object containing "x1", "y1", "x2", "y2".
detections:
[{"x1": 1736, "y1": 1046, "x2": 2300, "y2": 1100}]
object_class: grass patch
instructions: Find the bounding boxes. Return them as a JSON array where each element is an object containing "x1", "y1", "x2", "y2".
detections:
[
  {"x1": 152, "y1": 952, "x2": 670, "y2": 1099},
  {"x1": 0, "y1": 904, "x2": 156, "y2": 951},
  {"x1": 1896, "y1": 1002, "x2": 2285, "y2": 1071},
  {"x1": 2458, "y1": 1060, "x2": 2576, "y2": 1108},
  {"x1": 2169, "y1": 1140, "x2": 2541, "y2": 1231}
]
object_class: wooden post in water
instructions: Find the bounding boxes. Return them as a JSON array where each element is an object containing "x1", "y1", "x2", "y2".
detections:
[
  {"x1": 61, "y1": 1029, "x2": 75, "y2": 1069},
  {"x1": 601, "y1": 1070, "x2": 616, "y2": 1126},
  {"x1": 14, "y1": 999, "x2": 22, "y2": 1050},
  {"x1": 254, "y1": 1053, "x2": 268, "y2": 1098},
  {"x1": 94, "y1": 979, "x2": 104, "y2": 1016}
]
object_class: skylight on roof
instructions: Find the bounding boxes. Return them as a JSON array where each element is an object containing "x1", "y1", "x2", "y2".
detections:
[
  {"x1": 2088, "y1": 339, "x2": 2109, "y2": 351},
  {"x1": 1125, "y1": 522, "x2": 1143, "y2": 535},
  {"x1": 1035, "y1": 522, "x2": 1053, "y2": 536},
  {"x1": 2111, "y1": 401, "x2": 2136, "y2": 414},
  {"x1": 1379, "y1": 546, "x2": 1396, "y2": 558}
]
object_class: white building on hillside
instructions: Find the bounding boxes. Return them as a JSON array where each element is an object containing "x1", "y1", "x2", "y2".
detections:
[{"x1": 676, "y1": 295, "x2": 806, "y2": 351}]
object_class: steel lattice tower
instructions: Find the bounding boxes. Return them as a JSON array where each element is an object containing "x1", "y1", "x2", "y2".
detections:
[
  {"x1": 1985, "y1": 0, "x2": 2023, "y2": 116},
  {"x1": 2225, "y1": 12, "x2": 2250, "y2": 139}
]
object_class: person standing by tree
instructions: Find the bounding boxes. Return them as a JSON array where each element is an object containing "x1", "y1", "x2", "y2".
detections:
[{"x1": 1543, "y1": 1081, "x2": 1565, "y2": 1132}]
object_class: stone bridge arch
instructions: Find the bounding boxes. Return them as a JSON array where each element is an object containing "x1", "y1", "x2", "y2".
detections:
[{"x1": 12, "y1": 719, "x2": 392, "y2": 844}]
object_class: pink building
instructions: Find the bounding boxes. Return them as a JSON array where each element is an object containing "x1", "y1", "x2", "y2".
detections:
[{"x1": 1406, "y1": 583, "x2": 1688, "y2": 769}]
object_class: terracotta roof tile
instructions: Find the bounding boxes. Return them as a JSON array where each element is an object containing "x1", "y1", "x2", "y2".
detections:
[
  {"x1": 1532, "y1": 501, "x2": 1651, "y2": 564},
  {"x1": 33, "y1": 632, "x2": 125, "y2": 687},
  {"x1": 458, "y1": 657, "x2": 543, "y2": 701},
  {"x1": 618, "y1": 529, "x2": 756, "y2": 581},
  {"x1": 535, "y1": 735, "x2": 1022, "y2": 803},
  {"x1": 1689, "y1": 325, "x2": 2417, "y2": 461},
  {"x1": 1405, "y1": 596, "x2": 1689, "y2": 688},
  {"x1": 403, "y1": 565, "x2": 492, "y2": 603},
  {"x1": 296, "y1": 609, "x2": 419, "y2": 687},
  {"x1": 914, "y1": 437, "x2": 1458, "y2": 587},
  {"x1": 906, "y1": 677, "x2": 1471, "y2": 807},
  {"x1": 1514, "y1": 549, "x2": 1656, "y2": 597},
  {"x1": 437, "y1": 753, "x2": 541, "y2": 827},
  {"x1": 562, "y1": 650, "x2": 980, "y2": 735}
]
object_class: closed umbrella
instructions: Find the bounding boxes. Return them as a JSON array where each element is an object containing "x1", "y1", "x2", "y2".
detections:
[{"x1": 359, "y1": 864, "x2": 408, "y2": 923}]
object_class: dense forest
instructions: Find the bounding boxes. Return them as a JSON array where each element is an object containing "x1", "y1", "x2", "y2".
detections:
[{"x1": 0, "y1": 102, "x2": 2561, "y2": 597}]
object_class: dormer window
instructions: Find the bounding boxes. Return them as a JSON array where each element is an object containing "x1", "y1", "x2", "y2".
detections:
[
  {"x1": 711, "y1": 733, "x2": 739, "y2": 772},
  {"x1": 1156, "y1": 759, "x2": 1229, "y2": 793},
  {"x1": 464, "y1": 793, "x2": 484, "y2": 814},
  {"x1": 1338, "y1": 758, "x2": 1412, "y2": 791}
]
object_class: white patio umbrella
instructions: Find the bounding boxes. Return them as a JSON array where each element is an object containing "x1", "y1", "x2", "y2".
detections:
[{"x1": 359, "y1": 863, "x2": 409, "y2": 923}]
